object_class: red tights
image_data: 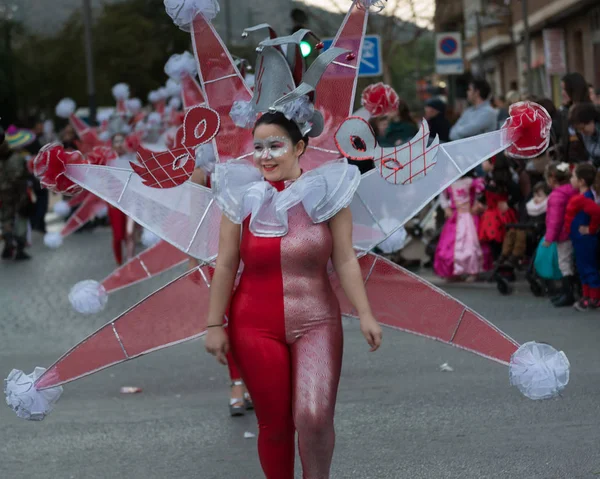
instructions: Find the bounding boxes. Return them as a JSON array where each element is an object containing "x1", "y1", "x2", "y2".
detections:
[
  {"x1": 108, "y1": 206, "x2": 126, "y2": 265},
  {"x1": 229, "y1": 318, "x2": 343, "y2": 479}
]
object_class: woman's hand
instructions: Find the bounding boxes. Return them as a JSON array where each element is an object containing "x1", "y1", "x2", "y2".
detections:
[
  {"x1": 444, "y1": 207, "x2": 453, "y2": 218},
  {"x1": 360, "y1": 314, "x2": 383, "y2": 352},
  {"x1": 205, "y1": 326, "x2": 229, "y2": 365}
]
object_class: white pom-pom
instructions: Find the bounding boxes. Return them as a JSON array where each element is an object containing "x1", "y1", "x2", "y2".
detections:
[
  {"x1": 279, "y1": 95, "x2": 314, "y2": 124},
  {"x1": 195, "y1": 143, "x2": 216, "y2": 173},
  {"x1": 69, "y1": 280, "x2": 108, "y2": 315},
  {"x1": 141, "y1": 228, "x2": 161, "y2": 248},
  {"x1": 4, "y1": 368, "x2": 63, "y2": 421},
  {"x1": 157, "y1": 87, "x2": 168, "y2": 99},
  {"x1": 377, "y1": 218, "x2": 408, "y2": 254},
  {"x1": 126, "y1": 98, "x2": 142, "y2": 113},
  {"x1": 97, "y1": 109, "x2": 114, "y2": 123},
  {"x1": 165, "y1": 51, "x2": 197, "y2": 80},
  {"x1": 244, "y1": 73, "x2": 255, "y2": 89},
  {"x1": 44, "y1": 232, "x2": 63, "y2": 249},
  {"x1": 53, "y1": 200, "x2": 71, "y2": 218},
  {"x1": 148, "y1": 90, "x2": 161, "y2": 103},
  {"x1": 357, "y1": 0, "x2": 387, "y2": 11},
  {"x1": 147, "y1": 112, "x2": 162, "y2": 125},
  {"x1": 169, "y1": 97, "x2": 182, "y2": 110},
  {"x1": 112, "y1": 83, "x2": 130, "y2": 100},
  {"x1": 165, "y1": 78, "x2": 182, "y2": 97},
  {"x1": 99, "y1": 131, "x2": 111, "y2": 142},
  {"x1": 509, "y1": 341, "x2": 570, "y2": 400},
  {"x1": 55, "y1": 98, "x2": 76, "y2": 119},
  {"x1": 95, "y1": 205, "x2": 108, "y2": 219},
  {"x1": 229, "y1": 100, "x2": 257, "y2": 128},
  {"x1": 164, "y1": 0, "x2": 220, "y2": 30}
]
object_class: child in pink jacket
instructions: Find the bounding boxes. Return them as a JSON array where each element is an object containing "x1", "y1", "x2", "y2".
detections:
[{"x1": 544, "y1": 163, "x2": 578, "y2": 306}]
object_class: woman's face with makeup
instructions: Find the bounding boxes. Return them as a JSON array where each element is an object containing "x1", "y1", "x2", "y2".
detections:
[{"x1": 253, "y1": 124, "x2": 304, "y2": 182}]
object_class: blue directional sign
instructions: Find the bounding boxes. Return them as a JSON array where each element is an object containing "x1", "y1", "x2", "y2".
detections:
[{"x1": 321, "y1": 35, "x2": 382, "y2": 77}]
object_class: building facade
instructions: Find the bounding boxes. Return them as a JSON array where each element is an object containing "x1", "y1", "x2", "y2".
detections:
[{"x1": 436, "y1": 0, "x2": 600, "y2": 104}]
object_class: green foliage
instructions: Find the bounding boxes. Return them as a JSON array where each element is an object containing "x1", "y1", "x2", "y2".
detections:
[
  {"x1": 10, "y1": 0, "x2": 190, "y2": 121},
  {"x1": 389, "y1": 33, "x2": 435, "y2": 109}
]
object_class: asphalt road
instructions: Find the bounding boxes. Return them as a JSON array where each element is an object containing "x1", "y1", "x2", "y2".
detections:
[{"x1": 1, "y1": 227, "x2": 599, "y2": 478}]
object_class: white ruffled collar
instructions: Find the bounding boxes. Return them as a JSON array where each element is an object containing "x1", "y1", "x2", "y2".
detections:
[{"x1": 212, "y1": 159, "x2": 360, "y2": 237}]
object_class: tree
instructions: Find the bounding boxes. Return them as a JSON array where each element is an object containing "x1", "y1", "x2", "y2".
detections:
[{"x1": 11, "y1": 0, "x2": 190, "y2": 123}]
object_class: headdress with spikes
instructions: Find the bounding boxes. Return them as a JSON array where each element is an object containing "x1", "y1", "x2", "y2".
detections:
[{"x1": 229, "y1": 25, "x2": 348, "y2": 137}]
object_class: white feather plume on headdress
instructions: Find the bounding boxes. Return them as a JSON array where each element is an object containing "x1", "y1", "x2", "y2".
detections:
[
  {"x1": 164, "y1": 0, "x2": 220, "y2": 31},
  {"x1": 55, "y1": 98, "x2": 76, "y2": 119},
  {"x1": 164, "y1": 51, "x2": 197, "y2": 81},
  {"x1": 112, "y1": 83, "x2": 130, "y2": 101}
]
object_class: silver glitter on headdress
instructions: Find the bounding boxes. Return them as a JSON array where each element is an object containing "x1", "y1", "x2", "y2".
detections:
[{"x1": 229, "y1": 24, "x2": 348, "y2": 138}]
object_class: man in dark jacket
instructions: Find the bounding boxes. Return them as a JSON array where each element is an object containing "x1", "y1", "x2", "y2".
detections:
[
  {"x1": 424, "y1": 98, "x2": 450, "y2": 143},
  {"x1": 0, "y1": 127, "x2": 35, "y2": 260}
]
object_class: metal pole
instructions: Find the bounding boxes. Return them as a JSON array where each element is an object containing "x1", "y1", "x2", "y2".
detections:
[
  {"x1": 82, "y1": 0, "x2": 97, "y2": 125},
  {"x1": 223, "y1": 0, "x2": 232, "y2": 45},
  {"x1": 475, "y1": 12, "x2": 485, "y2": 79},
  {"x1": 521, "y1": 0, "x2": 533, "y2": 95}
]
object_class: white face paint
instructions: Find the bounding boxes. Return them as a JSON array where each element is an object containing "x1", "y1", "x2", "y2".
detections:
[{"x1": 253, "y1": 136, "x2": 290, "y2": 161}]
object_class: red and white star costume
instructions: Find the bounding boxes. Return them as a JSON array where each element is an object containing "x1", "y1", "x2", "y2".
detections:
[{"x1": 6, "y1": 5, "x2": 569, "y2": 473}]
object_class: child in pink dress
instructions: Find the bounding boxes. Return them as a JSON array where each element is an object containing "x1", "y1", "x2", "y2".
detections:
[{"x1": 434, "y1": 174, "x2": 492, "y2": 280}]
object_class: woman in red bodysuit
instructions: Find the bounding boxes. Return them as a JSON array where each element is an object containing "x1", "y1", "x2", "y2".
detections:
[{"x1": 205, "y1": 112, "x2": 383, "y2": 478}]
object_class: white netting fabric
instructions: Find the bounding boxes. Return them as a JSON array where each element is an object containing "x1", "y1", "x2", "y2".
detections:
[
  {"x1": 66, "y1": 164, "x2": 220, "y2": 261},
  {"x1": 212, "y1": 159, "x2": 360, "y2": 237}
]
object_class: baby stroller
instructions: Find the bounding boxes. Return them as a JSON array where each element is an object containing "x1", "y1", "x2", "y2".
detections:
[{"x1": 494, "y1": 221, "x2": 546, "y2": 296}]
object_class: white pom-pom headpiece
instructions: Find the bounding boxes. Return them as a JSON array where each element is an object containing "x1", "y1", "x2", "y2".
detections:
[
  {"x1": 165, "y1": 79, "x2": 182, "y2": 98},
  {"x1": 147, "y1": 112, "x2": 162, "y2": 125},
  {"x1": 509, "y1": 341, "x2": 570, "y2": 400},
  {"x1": 164, "y1": 0, "x2": 220, "y2": 31},
  {"x1": 126, "y1": 98, "x2": 142, "y2": 113},
  {"x1": 164, "y1": 51, "x2": 198, "y2": 80},
  {"x1": 55, "y1": 98, "x2": 76, "y2": 119},
  {"x1": 169, "y1": 97, "x2": 182, "y2": 110},
  {"x1": 69, "y1": 280, "x2": 108, "y2": 315},
  {"x1": 112, "y1": 83, "x2": 130, "y2": 101},
  {"x1": 4, "y1": 368, "x2": 63, "y2": 421},
  {"x1": 96, "y1": 109, "x2": 114, "y2": 123},
  {"x1": 44, "y1": 232, "x2": 63, "y2": 249}
]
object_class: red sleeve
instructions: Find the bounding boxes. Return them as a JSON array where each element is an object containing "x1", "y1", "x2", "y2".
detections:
[
  {"x1": 580, "y1": 197, "x2": 600, "y2": 234},
  {"x1": 563, "y1": 195, "x2": 583, "y2": 235}
]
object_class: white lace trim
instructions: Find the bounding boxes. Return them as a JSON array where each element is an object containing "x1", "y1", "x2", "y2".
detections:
[{"x1": 212, "y1": 159, "x2": 360, "y2": 237}]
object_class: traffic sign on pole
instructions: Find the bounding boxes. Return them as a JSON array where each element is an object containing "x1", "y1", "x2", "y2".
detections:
[
  {"x1": 322, "y1": 35, "x2": 382, "y2": 77},
  {"x1": 435, "y1": 32, "x2": 464, "y2": 75}
]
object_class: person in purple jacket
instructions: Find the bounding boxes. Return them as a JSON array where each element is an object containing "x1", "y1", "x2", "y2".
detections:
[{"x1": 543, "y1": 162, "x2": 578, "y2": 306}]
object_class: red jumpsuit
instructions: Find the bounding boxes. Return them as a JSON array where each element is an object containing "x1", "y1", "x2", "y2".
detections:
[{"x1": 228, "y1": 180, "x2": 343, "y2": 479}]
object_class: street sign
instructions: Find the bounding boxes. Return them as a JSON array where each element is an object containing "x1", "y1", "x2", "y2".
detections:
[
  {"x1": 435, "y1": 32, "x2": 464, "y2": 75},
  {"x1": 322, "y1": 35, "x2": 382, "y2": 77}
]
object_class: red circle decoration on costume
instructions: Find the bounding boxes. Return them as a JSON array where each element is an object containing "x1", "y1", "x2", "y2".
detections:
[
  {"x1": 361, "y1": 82, "x2": 400, "y2": 117},
  {"x1": 32, "y1": 143, "x2": 87, "y2": 195},
  {"x1": 502, "y1": 101, "x2": 552, "y2": 159},
  {"x1": 87, "y1": 146, "x2": 118, "y2": 166}
]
